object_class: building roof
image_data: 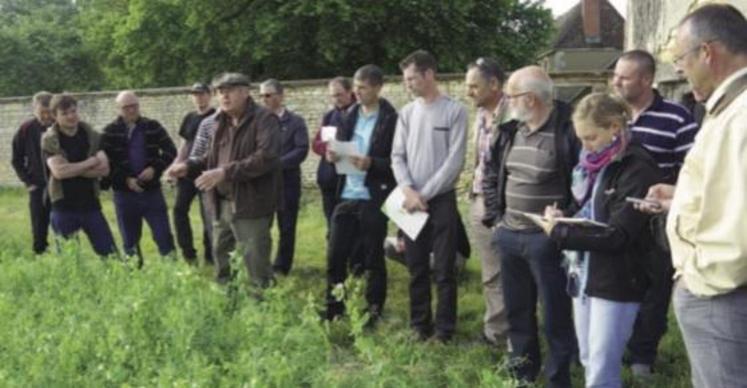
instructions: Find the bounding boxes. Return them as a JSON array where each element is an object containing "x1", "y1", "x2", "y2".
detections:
[{"x1": 552, "y1": 0, "x2": 624, "y2": 50}]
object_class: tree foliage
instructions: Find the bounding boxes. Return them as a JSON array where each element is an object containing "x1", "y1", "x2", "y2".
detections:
[
  {"x1": 0, "y1": 0, "x2": 104, "y2": 96},
  {"x1": 0, "y1": 0, "x2": 554, "y2": 96}
]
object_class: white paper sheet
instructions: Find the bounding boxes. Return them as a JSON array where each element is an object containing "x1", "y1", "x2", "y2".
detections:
[
  {"x1": 329, "y1": 140, "x2": 365, "y2": 176},
  {"x1": 382, "y1": 187, "x2": 429, "y2": 240},
  {"x1": 321, "y1": 126, "x2": 337, "y2": 142}
]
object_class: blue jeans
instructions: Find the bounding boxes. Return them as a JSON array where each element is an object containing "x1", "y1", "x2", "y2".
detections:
[
  {"x1": 113, "y1": 189, "x2": 175, "y2": 257},
  {"x1": 51, "y1": 208, "x2": 117, "y2": 256},
  {"x1": 494, "y1": 227, "x2": 576, "y2": 388},
  {"x1": 574, "y1": 296, "x2": 640, "y2": 388}
]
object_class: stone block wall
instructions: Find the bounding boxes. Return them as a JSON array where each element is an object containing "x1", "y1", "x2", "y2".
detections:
[{"x1": 0, "y1": 75, "x2": 472, "y2": 188}]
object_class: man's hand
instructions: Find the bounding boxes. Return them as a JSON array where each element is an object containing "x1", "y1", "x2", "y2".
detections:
[
  {"x1": 635, "y1": 183, "x2": 675, "y2": 214},
  {"x1": 87, "y1": 162, "x2": 109, "y2": 178},
  {"x1": 326, "y1": 149, "x2": 340, "y2": 163},
  {"x1": 350, "y1": 155, "x2": 371, "y2": 171},
  {"x1": 138, "y1": 166, "x2": 155, "y2": 182},
  {"x1": 165, "y1": 162, "x2": 188, "y2": 184},
  {"x1": 195, "y1": 168, "x2": 226, "y2": 191},
  {"x1": 402, "y1": 186, "x2": 428, "y2": 213},
  {"x1": 126, "y1": 177, "x2": 144, "y2": 193},
  {"x1": 541, "y1": 204, "x2": 561, "y2": 235}
]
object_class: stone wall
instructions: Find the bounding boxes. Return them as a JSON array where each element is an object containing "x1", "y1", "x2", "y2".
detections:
[
  {"x1": 0, "y1": 72, "x2": 611, "y2": 188},
  {"x1": 0, "y1": 75, "x2": 470, "y2": 187}
]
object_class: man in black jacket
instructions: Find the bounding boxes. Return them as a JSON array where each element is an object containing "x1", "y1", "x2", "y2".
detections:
[
  {"x1": 11, "y1": 91, "x2": 54, "y2": 254},
  {"x1": 323, "y1": 65, "x2": 397, "y2": 323},
  {"x1": 259, "y1": 79, "x2": 310, "y2": 275},
  {"x1": 482, "y1": 66, "x2": 578, "y2": 388},
  {"x1": 101, "y1": 91, "x2": 177, "y2": 260},
  {"x1": 312, "y1": 77, "x2": 355, "y2": 230}
]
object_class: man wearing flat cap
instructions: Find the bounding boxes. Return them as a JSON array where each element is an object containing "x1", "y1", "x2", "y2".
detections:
[
  {"x1": 169, "y1": 82, "x2": 216, "y2": 265},
  {"x1": 171, "y1": 73, "x2": 282, "y2": 287}
]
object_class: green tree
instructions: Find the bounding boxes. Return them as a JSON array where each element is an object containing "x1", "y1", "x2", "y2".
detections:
[
  {"x1": 0, "y1": 0, "x2": 554, "y2": 95},
  {"x1": 77, "y1": 0, "x2": 553, "y2": 88},
  {"x1": 0, "y1": 0, "x2": 103, "y2": 96}
]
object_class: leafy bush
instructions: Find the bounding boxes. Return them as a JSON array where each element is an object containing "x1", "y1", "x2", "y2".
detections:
[{"x1": 0, "y1": 240, "x2": 516, "y2": 387}]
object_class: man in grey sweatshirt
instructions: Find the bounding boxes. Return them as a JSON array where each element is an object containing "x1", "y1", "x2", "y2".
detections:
[{"x1": 392, "y1": 50, "x2": 467, "y2": 342}]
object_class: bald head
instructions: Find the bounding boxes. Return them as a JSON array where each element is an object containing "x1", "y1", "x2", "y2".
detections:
[
  {"x1": 116, "y1": 90, "x2": 141, "y2": 124},
  {"x1": 506, "y1": 66, "x2": 553, "y2": 105},
  {"x1": 505, "y1": 66, "x2": 555, "y2": 129}
]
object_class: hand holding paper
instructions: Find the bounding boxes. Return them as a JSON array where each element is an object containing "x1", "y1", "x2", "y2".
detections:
[
  {"x1": 328, "y1": 140, "x2": 365, "y2": 176},
  {"x1": 382, "y1": 187, "x2": 429, "y2": 240}
]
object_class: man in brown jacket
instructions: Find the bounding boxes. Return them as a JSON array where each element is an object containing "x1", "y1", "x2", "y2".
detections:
[{"x1": 171, "y1": 73, "x2": 282, "y2": 287}]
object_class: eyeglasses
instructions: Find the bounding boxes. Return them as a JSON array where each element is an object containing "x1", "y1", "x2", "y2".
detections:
[
  {"x1": 672, "y1": 39, "x2": 717, "y2": 66},
  {"x1": 505, "y1": 91, "x2": 531, "y2": 100}
]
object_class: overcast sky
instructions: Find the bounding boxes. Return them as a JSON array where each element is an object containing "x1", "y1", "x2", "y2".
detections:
[{"x1": 541, "y1": 0, "x2": 627, "y2": 18}]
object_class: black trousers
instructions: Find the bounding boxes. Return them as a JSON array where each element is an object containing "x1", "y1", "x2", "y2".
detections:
[
  {"x1": 173, "y1": 178, "x2": 213, "y2": 263},
  {"x1": 273, "y1": 172, "x2": 301, "y2": 274},
  {"x1": 325, "y1": 199, "x2": 388, "y2": 318},
  {"x1": 627, "y1": 247, "x2": 673, "y2": 366},
  {"x1": 29, "y1": 186, "x2": 51, "y2": 254},
  {"x1": 320, "y1": 187, "x2": 338, "y2": 230},
  {"x1": 404, "y1": 190, "x2": 458, "y2": 338}
]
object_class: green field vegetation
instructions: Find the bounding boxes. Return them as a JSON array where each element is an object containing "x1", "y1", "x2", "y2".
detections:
[{"x1": 0, "y1": 187, "x2": 691, "y2": 387}]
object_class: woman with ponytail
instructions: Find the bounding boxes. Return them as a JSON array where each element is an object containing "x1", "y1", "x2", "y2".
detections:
[{"x1": 538, "y1": 93, "x2": 661, "y2": 387}]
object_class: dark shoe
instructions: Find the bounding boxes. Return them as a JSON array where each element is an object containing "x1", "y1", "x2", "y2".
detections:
[
  {"x1": 364, "y1": 304, "x2": 383, "y2": 329},
  {"x1": 434, "y1": 332, "x2": 453, "y2": 344},
  {"x1": 412, "y1": 328, "x2": 433, "y2": 342},
  {"x1": 272, "y1": 266, "x2": 289, "y2": 277}
]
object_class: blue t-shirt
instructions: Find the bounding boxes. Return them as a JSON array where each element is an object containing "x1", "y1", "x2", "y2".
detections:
[{"x1": 341, "y1": 110, "x2": 378, "y2": 200}]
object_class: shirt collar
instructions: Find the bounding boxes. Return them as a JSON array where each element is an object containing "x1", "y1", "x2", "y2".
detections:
[{"x1": 705, "y1": 66, "x2": 747, "y2": 113}]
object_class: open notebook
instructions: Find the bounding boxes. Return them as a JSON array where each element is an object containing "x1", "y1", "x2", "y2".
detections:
[{"x1": 513, "y1": 210, "x2": 608, "y2": 228}]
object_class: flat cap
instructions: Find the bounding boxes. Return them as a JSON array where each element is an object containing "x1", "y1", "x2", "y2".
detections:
[
  {"x1": 190, "y1": 82, "x2": 211, "y2": 93},
  {"x1": 212, "y1": 73, "x2": 251, "y2": 89}
]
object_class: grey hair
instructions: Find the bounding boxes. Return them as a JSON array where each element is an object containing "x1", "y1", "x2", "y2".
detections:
[
  {"x1": 260, "y1": 79, "x2": 284, "y2": 95},
  {"x1": 680, "y1": 4, "x2": 747, "y2": 55},
  {"x1": 521, "y1": 76, "x2": 553, "y2": 105},
  {"x1": 32, "y1": 91, "x2": 53, "y2": 108}
]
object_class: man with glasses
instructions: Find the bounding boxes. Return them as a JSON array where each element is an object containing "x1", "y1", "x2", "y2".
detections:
[
  {"x1": 611, "y1": 49, "x2": 698, "y2": 378},
  {"x1": 12, "y1": 91, "x2": 54, "y2": 255},
  {"x1": 482, "y1": 66, "x2": 578, "y2": 387},
  {"x1": 464, "y1": 57, "x2": 511, "y2": 347},
  {"x1": 650, "y1": 4, "x2": 747, "y2": 387},
  {"x1": 259, "y1": 79, "x2": 309, "y2": 276},
  {"x1": 101, "y1": 91, "x2": 177, "y2": 262}
]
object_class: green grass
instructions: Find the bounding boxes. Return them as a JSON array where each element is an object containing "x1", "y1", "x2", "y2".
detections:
[{"x1": 0, "y1": 187, "x2": 690, "y2": 387}]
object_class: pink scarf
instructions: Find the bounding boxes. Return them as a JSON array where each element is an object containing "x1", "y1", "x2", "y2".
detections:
[{"x1": 571, "y1": 131, "x2": 628, "y2": 204}]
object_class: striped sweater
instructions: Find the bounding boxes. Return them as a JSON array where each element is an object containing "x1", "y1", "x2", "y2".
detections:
[{"x1": 629, "y1": 90, "x2": 699, "y2": 183}]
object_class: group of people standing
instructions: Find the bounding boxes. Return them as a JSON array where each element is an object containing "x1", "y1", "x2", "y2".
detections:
[{"x1": 9, "y1": 4, "x2": 747, "y2": 387}]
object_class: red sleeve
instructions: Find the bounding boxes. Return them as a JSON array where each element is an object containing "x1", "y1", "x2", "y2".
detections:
[{"x1": 311, "y1": 127, "x2": 327, "y2": 156}]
